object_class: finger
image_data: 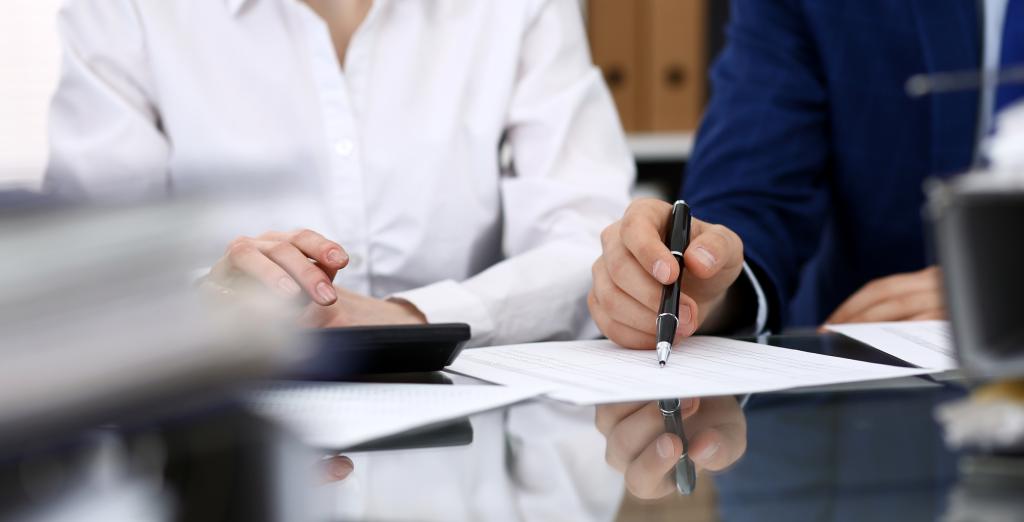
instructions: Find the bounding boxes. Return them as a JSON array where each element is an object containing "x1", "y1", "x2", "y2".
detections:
[
  {"x1": 605, "y1": 403, "x2": 666, "y2": 471},
  {"x1": 908, "y1": 310, "x2": 946, "y2": 321},
  {"x1": 288, "y1": 229, "x2": 349, "y2": 274},
  {"x1": 602, "y1": 228, "x2": 666, "y2": 310},
  {"x1": 688, "y1": 428, "x2": 735, "y2": 472},
  {"x1": 596, "y1": 398, "x2": 698, "y2": 437},
  {"x1": 683, "y1": 220, "x2": 743, "y2": 280},
  {"x1": 682, "y1": 397, "x2": 747, "y2": 472},
  {"x1": 618, "y1": 199, "x2": 678, "y2": 285},
  {"x1": 592, "y1": 258, "x2": 660, "y2": 334},
  {"x1": 843, "y1": 288, "x2": 943, "y2": 323},
  {"x1": 595, "y1": 402, "x2": 647, "y2": 436},
  {"x1": 590, "y1": 291, "x2": 658, "y2": 349},
  {"x1": 214, "y1": 240, "x2": 304, "y2": 299},
  {"x1": 624, "y1": 433, "x2": 682, "y2": 499},
  {"x1": 676, "y1": 292, "x2": 700, "y2": 338},
  {"x1": 264, "y1": 242, "x2": 338, "y2": 305},
  {"x1": 605, "y1": 400, "x2": 697, "y2": 471},
  {"x1": 826, "y1": 268, "x2": 940, "y2": 324},
  {"x1": 321, "y1": 455, "x2": 354, "y2": 483}
]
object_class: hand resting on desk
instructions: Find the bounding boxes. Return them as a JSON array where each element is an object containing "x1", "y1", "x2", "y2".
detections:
[
  {"x1": 824, "y1": 266, "x2": 945, "y2": 325},
  {"x1": 595, "y1": 396, "x2": 747, "y2": 499},
  {"x1": 199, "y1": 229, "x2": 426, "y2": 327}
]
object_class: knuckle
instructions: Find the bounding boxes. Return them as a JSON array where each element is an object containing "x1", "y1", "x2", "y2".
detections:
[
  {"x1": 707, "y1": 225, "x2": 731, "y2": 247},
  {"x1": 267, "y1": 242, "x2": 294, "y2": 258},
  {"x1": 620, "y1": 211, "x2": 641, "y2": 233},
  {"x1": 293, "y1": 228, "x2": 317, "y2": 242},
  {"x1": 606, "y1": 253, "x2": 630, "y2": 283},
  {"x1": 299, "y1": 263, "x2": 326, "y2": 282},
  {"x1": 226, "y1": 238, "x2": 254, "y2": 258},
  {"x1": 600, "y1": 225, "x2": 614, "y2": 247}
]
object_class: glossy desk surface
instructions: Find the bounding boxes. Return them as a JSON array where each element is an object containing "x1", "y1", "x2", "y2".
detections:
[{"x1": 311, "y1": 335, "x2": 1022, "y2": 522}]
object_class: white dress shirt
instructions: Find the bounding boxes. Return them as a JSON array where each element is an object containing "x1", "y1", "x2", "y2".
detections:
[{"x1": 46, "y1": 0, "x2": 635, "y2": 346}]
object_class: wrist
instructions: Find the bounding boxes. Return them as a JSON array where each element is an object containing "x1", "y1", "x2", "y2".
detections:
[
  {"x1": 388, "y1": 298, "x2": 428, "y2": 324},
  {"x1": 697, "y1": 274, "x2": 757, "y2": 335}
]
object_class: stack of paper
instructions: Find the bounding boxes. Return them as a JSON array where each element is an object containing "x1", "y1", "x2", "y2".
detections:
[
  {"x1": 826, "y1": 320, "x2": 957, "y2": 370},
  {"x1": 248, "y1": 382, "x2": 543, "y2": 449},
  {"x1": 448, "y1": 337, "x2": 932, "y2": 405}
]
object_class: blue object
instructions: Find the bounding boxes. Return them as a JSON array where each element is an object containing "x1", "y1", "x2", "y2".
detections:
[
  {"x1": 683, "y1": 0, "x2": 980, "y2": 328},
  {"x1": 996, "y1": 0, "x2": 1024, "y2": 113}
]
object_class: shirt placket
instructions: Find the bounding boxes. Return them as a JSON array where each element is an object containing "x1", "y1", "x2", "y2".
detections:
[{"x1": 296, "y1": 2, "x2": 372, "y2": 296}]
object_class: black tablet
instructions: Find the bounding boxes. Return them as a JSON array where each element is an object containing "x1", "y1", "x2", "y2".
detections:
[{"x1": 286, "y1": 323, "x2": 471, "y2": 380}]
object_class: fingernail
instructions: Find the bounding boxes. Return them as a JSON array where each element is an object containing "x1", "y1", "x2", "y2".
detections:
[
  {"x1": 652, "y1": 260, "x2": 671, "y2": 284},
  {"x1": 278, "y1": 277, "x2": 301, "y2": 296},
  {"x1": 327, "y1": 249, "x2": 347, "y2": 265},
  {"x1": 695, "y1": 442, "x2": 720, "y2": 464},
  {"x1": 327, "y1": 458, "x2": 353, "y2": 480},
  {"x1": 694, "y1": 246, "x2": 717, "y2": 270},
  {"x1": 316, "y1": 282, "x2": 337, "y2": 303},
  {"x1": 679, "y1": 398, "x2": 695, "y2": 411},
  {"x1": 656, "y1": 434, "x2": 675, "y2": 459}
]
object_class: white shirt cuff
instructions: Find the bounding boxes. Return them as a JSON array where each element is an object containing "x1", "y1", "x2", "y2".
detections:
[
  {"x1": 742, "y1": 261, "x2": 770, "y2": 336},
  {"x1": 390, "y1": 279, "x2": 496, "y2": 343}
]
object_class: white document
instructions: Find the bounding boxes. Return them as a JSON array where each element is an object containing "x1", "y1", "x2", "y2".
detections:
[
  {"x1": 826, "y1": 320, "x2": 957, "y2": 370},
  {"x1": 448, "y1": 337, "x2": 931, "y2": 405},
  {"x1": 247, "y1": 382, "x2": 542, "y2": 449}
]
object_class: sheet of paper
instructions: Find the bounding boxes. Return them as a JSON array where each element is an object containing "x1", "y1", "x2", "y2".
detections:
[
  {"x1": 448, "y1": 337, "x2": 932, "y2": 405},
  {"x1": 826, "y1": 320, "x2": 956, "y2": 370},
  {"x1": 247, "y1": 382, "x2": 543, "y2": 449}
]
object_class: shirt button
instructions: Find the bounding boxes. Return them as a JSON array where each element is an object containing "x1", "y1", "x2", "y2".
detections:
[
  {"x1": 334, "y1": 139, "x2": 354, "y2": 157},
  {"x1": 347, "y1": 253, "x2": 363, "y2": 269}
]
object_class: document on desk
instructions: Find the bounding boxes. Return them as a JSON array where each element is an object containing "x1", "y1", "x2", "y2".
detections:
[
  {"x1": 247, "y1": 383, "x2": 542, "y2": 449},
  {"x1": 826, "y1": 320, "x2": 957, "y2": 370},
  {"x1": 448, "y1": 337, "x2": 931, "y2": 405}
]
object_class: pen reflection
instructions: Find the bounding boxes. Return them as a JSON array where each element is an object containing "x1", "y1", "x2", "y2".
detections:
[{"x1": 595, "y1": 396, "x2": 748, "y2": 501}]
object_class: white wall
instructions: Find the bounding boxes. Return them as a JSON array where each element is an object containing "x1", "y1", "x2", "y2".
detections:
[{"x1": 0, "y1": 0, "x2": 62, "y2": 189}]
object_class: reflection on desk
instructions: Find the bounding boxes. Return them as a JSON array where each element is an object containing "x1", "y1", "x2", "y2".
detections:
[{"x1": 316, "y1": 385, "x2": 974, "y2": 522}]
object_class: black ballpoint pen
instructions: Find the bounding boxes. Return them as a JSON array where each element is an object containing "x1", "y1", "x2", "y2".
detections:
[
  {"x1": 656, "y1": 200, "x2": 692, "y2": 366},
  {"x1": 655, "y1": 200, "x2": 697, "y2": 495}
]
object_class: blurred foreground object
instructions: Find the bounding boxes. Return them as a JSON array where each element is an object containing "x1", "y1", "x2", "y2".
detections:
[
  {"x1": 0, "y1": 196, "x2": 301, "y2": 448},
  {"x1": 988, "y1": 102, "x2": 1024, "y2": 175},
  {"x1": 928, "y1": 171, "x2": 1024, "y2": 379},
  {"x1": 935, "y1": 381, "x2": 1024, "y2": 451},
  {"x1": 0, "y1": 196, "x2": 315, "y2": 521}
]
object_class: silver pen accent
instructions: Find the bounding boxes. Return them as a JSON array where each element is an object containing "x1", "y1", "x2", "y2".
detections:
[{"x1": 656, "y1": 341, "x2": 672, "y2": 367}]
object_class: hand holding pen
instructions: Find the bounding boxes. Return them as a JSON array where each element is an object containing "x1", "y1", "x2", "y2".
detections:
[
  {"x1": 588, "y1": 199, "x2": 745, "y2": 350},
  {"x1": 595, "y1": 397, "x2": 747, "y2": 500}
]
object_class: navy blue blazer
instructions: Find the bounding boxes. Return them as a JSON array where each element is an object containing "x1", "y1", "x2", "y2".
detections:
[{"x1": 683, "y1": 0, "x2": 981, "y2": 328}]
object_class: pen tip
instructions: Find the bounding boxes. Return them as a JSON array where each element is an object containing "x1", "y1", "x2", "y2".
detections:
[{"x1": 659, "y1": 361, "x2": 666, "y2": 368}]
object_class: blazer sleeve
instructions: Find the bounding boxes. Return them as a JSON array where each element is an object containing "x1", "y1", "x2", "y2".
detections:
[{"x1": 683, "y1": 0, "x2": 830, "y2": 328}]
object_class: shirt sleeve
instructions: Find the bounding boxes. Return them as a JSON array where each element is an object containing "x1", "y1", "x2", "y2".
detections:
[
  {"x1": 44, "y1": 0, "x2": 170, "y2": 201},
  {"x1": 393, "y1": 0, "x2": 634, "y2": 347}
]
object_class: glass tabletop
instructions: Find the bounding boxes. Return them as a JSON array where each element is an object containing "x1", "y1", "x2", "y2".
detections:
[{"x1": 308, "y1": 334, "x2": 996, "y2": 522}]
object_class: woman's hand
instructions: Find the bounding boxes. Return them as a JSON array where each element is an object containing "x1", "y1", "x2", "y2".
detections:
[
  {"x1": 205, "y1": 229, "x2": 348, "y2": 305},
  {"x1": 595, "y1": 396, "x2": 747, "y2": 499},
  {"x1": 301, "y1": 287, "x2": 427, "y2": 328}
]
